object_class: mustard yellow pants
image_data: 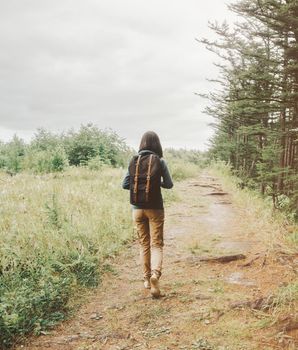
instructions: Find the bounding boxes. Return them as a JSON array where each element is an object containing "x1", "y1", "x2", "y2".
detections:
[{"x1": 133, "y1": 209, "x2": 164, "y2": 279}]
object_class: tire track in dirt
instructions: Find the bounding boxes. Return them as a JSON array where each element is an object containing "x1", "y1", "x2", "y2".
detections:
[{"x1": 16, "y1": 172, "x2": 297, "y2": 350}]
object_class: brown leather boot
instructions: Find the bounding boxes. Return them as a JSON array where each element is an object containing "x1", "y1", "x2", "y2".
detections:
[
  {"x1": 150, "y1": 273, "x2": 160, "y2": 298},
  {"x1": 144, "y1": 277, "x2": 151, "y2": 289}
]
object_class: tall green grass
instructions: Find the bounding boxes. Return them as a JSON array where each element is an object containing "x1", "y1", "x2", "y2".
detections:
[
  {"x1": 165, "y1": 152, "x2": 203, "y2": 181},
  {"x1": 0, "y1": 167, "x2": 132, "y2": 348},
  {"x1": 209, "y1": 161, "x2": 298, "y2": 253}
]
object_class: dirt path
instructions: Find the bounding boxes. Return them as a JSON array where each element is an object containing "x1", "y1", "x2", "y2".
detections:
[{"x1": 17, "y1": 173, "x2": 297, "y2": 350}]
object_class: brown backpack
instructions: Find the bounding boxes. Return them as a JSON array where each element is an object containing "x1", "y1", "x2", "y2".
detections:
[{"x1": 128, "y1": 153, "x2": 162, "y2": 206}]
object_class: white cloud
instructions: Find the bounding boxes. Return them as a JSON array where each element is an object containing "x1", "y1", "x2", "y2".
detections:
[{"x1": 0, "y1": 0, "x2": 236, "y2": 150}]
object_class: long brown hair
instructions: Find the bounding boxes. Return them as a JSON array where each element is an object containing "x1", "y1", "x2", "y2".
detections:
[{"x1": 138, "y1": 131, "x2": 163, "y2": 158}]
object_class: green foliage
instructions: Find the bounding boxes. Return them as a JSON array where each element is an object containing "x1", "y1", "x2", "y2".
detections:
[
  {"x1": 0, "y1": 269, "x2": 72, "y2": 349},
  {"x1": 63, "y1": 124, "x2": 129, "y2": 167},
  {"x1": 164, "y1": 149, "x2": 205, "y2": 181},
  {"x1": 0, "y1": 167, "x2": 133, "y2": 347},
  {"x1": 31, "y1": 128, "x2": 61, "y2": 151},
  {"x1": 169, "y1": 160, "x2": 199, "y2": 181},
  {"x1": 87, "y1": 156, "x2": 106, "y2": 170},
  {"x1": 52, "y1": 253, "x2": 100, "y2": 287},
  {"x1": 165, "y1": 148, "x2": 206, "y2": 166},
  {"x1": 23, "y1": 147, "x2": 69, "y2": 174},
  {"x1": 45, "y1": 193, "x2": 64, "y2": 230},
  {"x1": 51, "y1": 149, "x2": 68, "y2": 172},
  {"x1": 287, "y1": 231, "x2": 298, "y2": 245},
  {"x1": 0, "y1": 135, "x2": 26, "y2": 174},
  {"x1": 0, "y1": 124, "x2": 132, "y2": 174},
  {"x1": 201, "y1": 0, "x2": 298, "y2": 219},
  {"x1": 270, "y1": 282, "x2": 298, "y2": 316}
]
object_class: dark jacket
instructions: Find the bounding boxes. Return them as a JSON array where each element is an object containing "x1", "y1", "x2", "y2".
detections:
[{"x1": 122, "y1": 150, "x2": 173, "y2": 209}]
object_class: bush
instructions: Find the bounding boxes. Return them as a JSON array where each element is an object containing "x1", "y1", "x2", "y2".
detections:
[
  {"x1": 0, "y1": 266, "x2": 73, "y2": 349},
  {"x1": 63, "y1": 124, "x2": 129, "y2": 167},
  {"x1": 170, "y1": 159, "x2": 200, "y2": 181},
  {"x1": 23, "y1": 147, "x2": 68, "y2": 174},
  {"x1": 0, "y1": 136, "x2": 26, "y2": 174},
  {"x1": 87, "y1": 156, "x2": 107, "y2": 170},
  {"x1": 164, "y1": 149, "x2": 203, "y2": 181},
  {"x1": 0, "y1": 125, "x2": 132, "y2": 174}
]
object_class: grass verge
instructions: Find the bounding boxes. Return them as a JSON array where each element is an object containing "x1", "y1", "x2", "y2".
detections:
[
  {"x1": 0, "y1": 167, "x2": 133, "y2": 348},
  {"x1": 209, "y1": 161, "x2": 298, "y2": 345},
  {"x1": 209, "y1": 161, "x2": 298, "y2": 254}
]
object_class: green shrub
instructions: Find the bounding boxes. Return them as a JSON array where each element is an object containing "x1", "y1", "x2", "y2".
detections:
[
  {"x1": 52, "y1": 253, "x2": 100, "y2": 287},
  {"x1": 0, "y1": 266, "x2": 73, "y2": 349},
  {"x1": 164, "y1": 149, "x2": 203, "y2": 181},
  {"x1": 0, "y1": 136, "x2": 26, "y2": 174},
  {"x1": 63, "y1": 124, "x2": 129, "y2": 167},
  {"x1": 167, "y1": 157, "x2": 200, "y2": 181},
  {"x1": 0, "y1": 125, "x2": 132, "y2": 174},
  {"x1": 23, "y1": 147, "x2": 68, "y2": 174},
  {"x1": 87, "y1": 156, "x2": 106, "y2": 170}
]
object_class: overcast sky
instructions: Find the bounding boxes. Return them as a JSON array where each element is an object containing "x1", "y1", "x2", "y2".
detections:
[{"x1": 0, "y1": 0, "x2": 235, "y2": 150}]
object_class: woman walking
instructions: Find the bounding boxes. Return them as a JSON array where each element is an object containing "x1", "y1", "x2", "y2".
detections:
[{"x1": 122, "y1": 131, "x2": 173, "y2": 298}]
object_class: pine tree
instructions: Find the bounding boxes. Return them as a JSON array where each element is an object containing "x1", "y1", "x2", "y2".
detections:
[{"x1": 200, "y1": 0, "x2": 298, "y2": 216}]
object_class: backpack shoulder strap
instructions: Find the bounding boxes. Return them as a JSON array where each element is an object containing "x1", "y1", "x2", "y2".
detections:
[
  {"x1": 133, "y1": 155, "x2": 142, "y2": 203},
  {"x1": 145, "y1": 154, "x2": 153, "y2": 202}
]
